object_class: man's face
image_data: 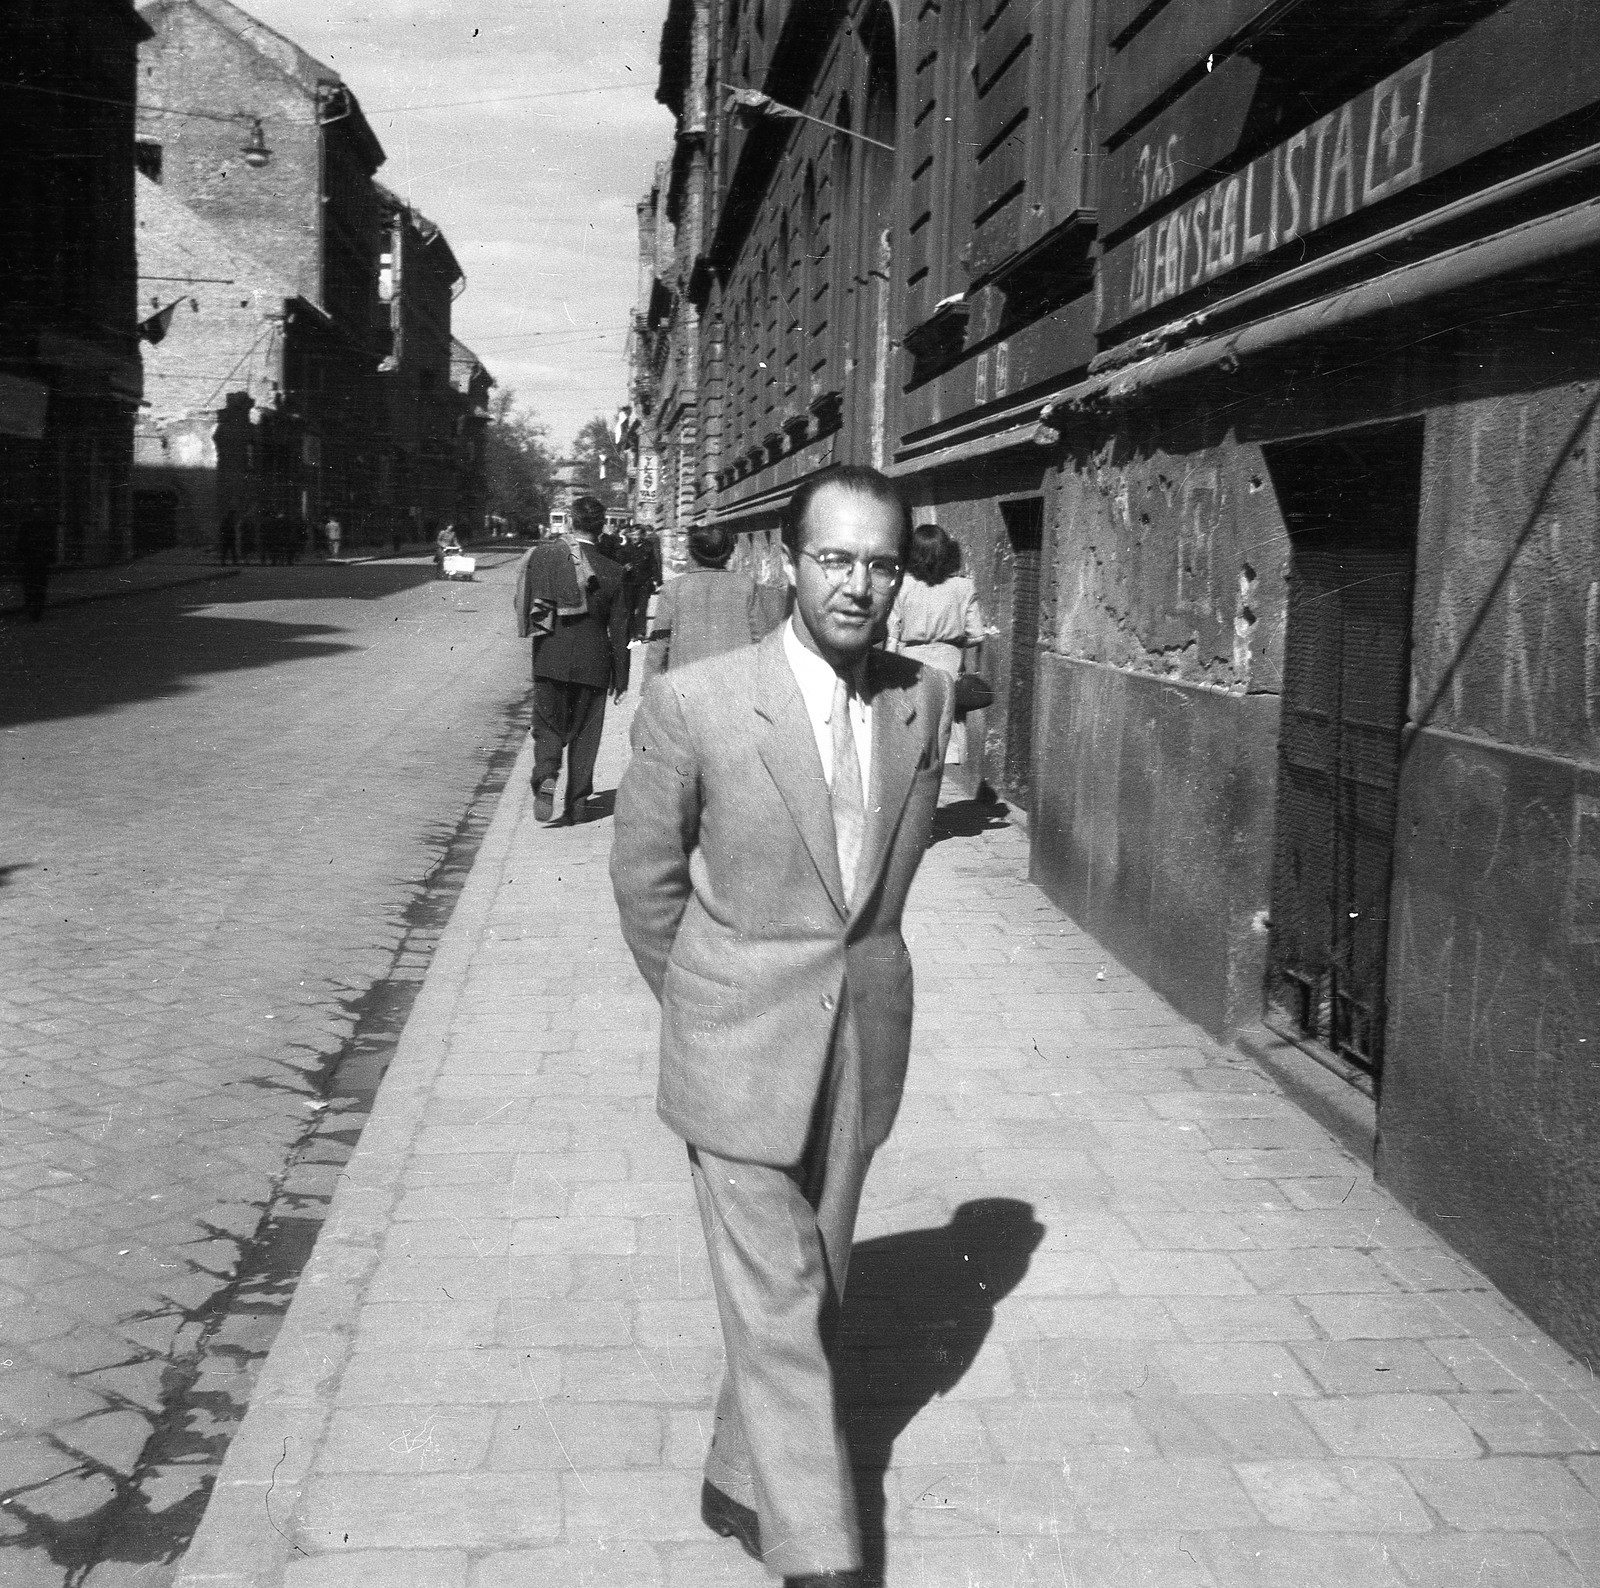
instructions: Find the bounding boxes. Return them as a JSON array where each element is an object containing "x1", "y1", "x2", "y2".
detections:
[{"x1": 786, "y1": 484, "x2": 905, "y2": 670}]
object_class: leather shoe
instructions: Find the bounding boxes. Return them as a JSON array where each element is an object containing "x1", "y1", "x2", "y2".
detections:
[
  {"x1": 783, "y1": 1575, "x2": 863, "y2": 1586},
  {"x1": 700, "y1": 1480, "x2": 761, "y2": 1560},
  {"x1": 532, "y1": 779, "x2": 555, "y2": 823}
]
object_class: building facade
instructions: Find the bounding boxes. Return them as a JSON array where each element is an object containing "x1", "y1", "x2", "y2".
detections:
[
  {"x1": 1, "y1": 0, "x2": 151, "y2": 566},
  {"x1": 375, "y1": 187, "x2": 471, "y2": 540},
  {"x1": 634, "y1": 0, "x2": 1600, "y2": 1361},
  {"x1": 448, "y1": 339, "x2": 494, "y2": 535},
  {"x1": 133, "y1": 0, "x2": 490, "y2": 548}
]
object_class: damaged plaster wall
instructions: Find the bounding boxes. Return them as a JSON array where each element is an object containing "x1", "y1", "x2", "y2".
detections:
[{"x1": 1029, "y1": 404, "x2": 1288, "y2": 1035}]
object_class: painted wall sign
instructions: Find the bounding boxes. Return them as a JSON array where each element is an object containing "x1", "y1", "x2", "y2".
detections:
[
  {"x1": 1098, "y1": 0, "x2": 1600, "y2": 334},
  {"x1": 1104, "y1": 55, "x2": 1432, "y2": 331}
]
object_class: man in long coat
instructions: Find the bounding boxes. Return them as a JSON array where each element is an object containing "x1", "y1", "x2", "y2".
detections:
[
  {"x1": 610, "y1": 465, "x2": 952, "y2": 1585},
  {"x1": 515, "y1": 495, "x2": 630, "y2": 824}
]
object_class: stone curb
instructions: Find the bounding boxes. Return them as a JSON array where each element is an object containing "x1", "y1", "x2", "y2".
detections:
[
  {"x1": 0, "y1": 566, "x2": 243, "y2": 619},
  {"x1": 172, "y1": 732, "x2": 537, "y2": 1588}
]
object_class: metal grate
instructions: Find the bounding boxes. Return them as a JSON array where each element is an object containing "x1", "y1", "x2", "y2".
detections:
[{"x1": 1266, "y1": 424, "x2": 1422, "y2": 1082}]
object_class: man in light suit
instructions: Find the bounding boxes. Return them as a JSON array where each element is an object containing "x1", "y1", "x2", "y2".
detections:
[{"x1": 610, "y1": 466, "x2": 953, "y2": 1586}]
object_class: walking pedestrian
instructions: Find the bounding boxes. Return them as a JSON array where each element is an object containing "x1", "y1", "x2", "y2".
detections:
[
  {"x1": 641, "y1": 520, "x2": 785, "y2": 683},
  {"x1": 17, "y1": 517, "x2": 55, "y2": 621},
  {"x1": 218, "y1": 509, "x2": 240, "y2": 565},
  {"x1": 323, "y1": 515, "x2": 342, "y2": 560},
  {"x1": 619, "y1": 522, "x2": 663, "y2": 642},
  {"x1": 514, "y1": 494, "x2": 630, "y2": 825},
  {"x1": 433, "y1": 522, "x2": 461, "y2": 579},
  {"x1": 887, "y1": 523, "x2": 986, "y2": 763},
  {"x1": 610, "y1": 465, "x2": 953, "y2": 1586}
]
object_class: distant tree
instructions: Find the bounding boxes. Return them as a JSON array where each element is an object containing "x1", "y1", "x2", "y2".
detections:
[
  {"x1": 571, "y1": 414, "x2": 627, "y2": 494},
  {"x1": 484, "y1": 389, "x2": 556, "y2": 532}
]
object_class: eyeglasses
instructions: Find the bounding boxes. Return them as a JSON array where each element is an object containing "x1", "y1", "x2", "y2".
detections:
[{"x1": 802, "y1": 549, "x2": 904, "y2": 591}]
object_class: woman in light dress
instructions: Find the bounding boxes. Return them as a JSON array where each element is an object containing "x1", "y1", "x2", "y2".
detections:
[{"x1": 887, "y1": 523, "x2": 986, "y2": 763}]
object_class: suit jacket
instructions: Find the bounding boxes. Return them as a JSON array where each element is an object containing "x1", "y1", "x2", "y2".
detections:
[
  {"x1": 640, "y1": 566, "x2": 786, "y2": 684},
  {"x1": 514, "y1": 538, "x2": 630, "y2": 691},
  {"x1": 610, "y1": 627, "x2": 954, "y2": 1167}
]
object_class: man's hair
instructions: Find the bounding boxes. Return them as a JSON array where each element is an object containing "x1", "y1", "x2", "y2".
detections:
[
  {"x1": 570, "y1": 496, "x2": 606, "y2": 534},
  {"x1": 687, "y1": 521, "x2": 735, "y2": 568},
  {"x1": 781, "y1": 465, "x2": 913, "y2": 562}
]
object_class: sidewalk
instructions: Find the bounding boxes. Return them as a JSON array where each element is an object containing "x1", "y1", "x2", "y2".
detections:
[{"x1": 175, "y1": 692, "x2": 1600, "y2": 1588}]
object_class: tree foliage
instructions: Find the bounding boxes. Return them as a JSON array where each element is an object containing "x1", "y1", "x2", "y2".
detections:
[
  {"x1": 483, "y1": 389, "x2": 556, "y2": 532},
  {"x1": 571, "y1": 414, "x2": 627, "y2": 494}
]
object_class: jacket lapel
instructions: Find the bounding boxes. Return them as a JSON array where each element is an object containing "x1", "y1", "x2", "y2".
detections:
[
  {"x1": 754, "y1": 634, "x2": 847, "y2": 917},
  {"x1": 853, "y1": 658, "x2": 922, "y2": 920}
]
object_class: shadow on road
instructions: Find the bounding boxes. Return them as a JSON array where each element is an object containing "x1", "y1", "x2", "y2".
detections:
[
  {"x1": 837, "y1": 1198, "x2": 1046, "y2": 1586},
  {"x1": 0, "y1": 562, "x2": 487, "y2": 729}
]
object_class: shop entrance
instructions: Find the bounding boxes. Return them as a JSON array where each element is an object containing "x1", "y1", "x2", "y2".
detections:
[{"x1": 1264, "y1": 421, "x2": 1423, "y2": 1083}]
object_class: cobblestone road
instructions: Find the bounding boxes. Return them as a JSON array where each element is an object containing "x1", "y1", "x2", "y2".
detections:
[
  {"x1": 176, "y1": 692, "x2": 1600, "y2": 1588},
  {"x1": 0, "y1": 556, "x2": 534, "y2": 1585}
]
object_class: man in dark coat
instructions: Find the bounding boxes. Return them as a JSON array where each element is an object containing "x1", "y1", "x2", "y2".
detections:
[
  {"x1": 618, "y1": 522, "x2": 663, "y2": 641},
  {"x1": 513, "y1": 494, "x2": 630, "y2": 824}
]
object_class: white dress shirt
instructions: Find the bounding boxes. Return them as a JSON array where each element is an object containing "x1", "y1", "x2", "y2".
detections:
[{"x1": 783, "y1": 616, "x2": 872, "y2": 804}]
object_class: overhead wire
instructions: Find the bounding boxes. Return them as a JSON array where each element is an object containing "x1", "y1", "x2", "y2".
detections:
[{"x1": 2, "y1": 77, "x2": 638, "y2": 128}]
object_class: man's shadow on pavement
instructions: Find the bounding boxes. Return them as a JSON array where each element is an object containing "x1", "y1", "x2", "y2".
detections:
[
  {"x1": 836, "y1": 1198, "x2": 1045, "y2": 1584},
  {"x1": 928, "y1": 797, "x2": 1012, "y2": 846}
]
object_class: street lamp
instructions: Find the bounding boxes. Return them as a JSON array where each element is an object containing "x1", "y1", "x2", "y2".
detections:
[{"x1": 242, "y1": 118, "x2": 272, "y2": 168}]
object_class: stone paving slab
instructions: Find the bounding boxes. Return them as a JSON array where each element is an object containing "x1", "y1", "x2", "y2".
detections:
[{"x1": 173, "y1": 691, "x2": 1600, "y2": 1586}]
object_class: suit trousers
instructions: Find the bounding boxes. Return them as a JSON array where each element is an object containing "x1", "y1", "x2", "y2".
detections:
[
  {"x1": 530, "y1": 676, "x2": 606, "y2": 813},
  {"x1": 689, "y1": 993, "x2": 871, "y2": 1577}
]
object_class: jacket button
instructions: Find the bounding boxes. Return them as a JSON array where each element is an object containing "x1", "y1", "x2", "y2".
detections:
[{"x1": 820, "y1": 994, "x2": 835, "y2": 1011}]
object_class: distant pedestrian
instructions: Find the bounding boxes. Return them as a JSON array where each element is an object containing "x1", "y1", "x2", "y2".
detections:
[
  {"x1": 324, "y1": 516, "x2": 342, "y2": 560},
  {"x1": 17, "y1": 517, "x2": 54, "y2": 621},
  {"x1": 619, "y1": 523, "x2": 663, "y2": 642},
  {"x1": 433, "y1": 523, "x2": 461, "y2": 578},
  {"x1": 218, "y1": 509, "x2": 240, "y2": 565},
  {"x1": 513, "y1": 494, "x2": 630, "y2": 825},
  {"x1": 887, "y1": 523, "x2": 986, "y2": 763},
  {"x1": 642, "y1": 521, "x2": 784, "y2": 684}
]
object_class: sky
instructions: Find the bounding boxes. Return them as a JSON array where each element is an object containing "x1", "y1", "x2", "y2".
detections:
[{"x1": 241, "y1": 0, "x2": 675, "y2": 453}]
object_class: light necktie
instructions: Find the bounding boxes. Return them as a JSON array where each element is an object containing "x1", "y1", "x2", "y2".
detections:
[{"x1": 831, "y1": 674, "x2": 865, "y2": 906}]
